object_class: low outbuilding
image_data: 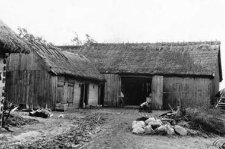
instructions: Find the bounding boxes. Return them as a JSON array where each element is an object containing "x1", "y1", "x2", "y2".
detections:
[{"x1": 6, "y1": 41, "x2": 104, "y2": 110}]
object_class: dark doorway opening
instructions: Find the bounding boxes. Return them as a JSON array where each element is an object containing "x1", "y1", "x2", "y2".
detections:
[
  {"x1": 80, "y1": 83, "x2": 89, "y2": 107},
  {"x1": 121, "y1": 77, "x2": 152, "y2": 106},
  {"x1": 99, "y1": 83, "x2": 105, "y2": 106}
]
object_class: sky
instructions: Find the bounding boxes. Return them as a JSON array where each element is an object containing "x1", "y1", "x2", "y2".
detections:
[{"x1": 0, "y1": 0, "x2": 225, "y2": 88}]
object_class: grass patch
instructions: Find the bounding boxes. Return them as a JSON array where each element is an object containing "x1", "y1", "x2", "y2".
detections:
[{"x1": 185, "y1": 107, "x2": 225, "y2": 135}]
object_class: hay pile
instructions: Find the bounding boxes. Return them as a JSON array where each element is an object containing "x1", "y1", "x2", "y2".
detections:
[
  {"x1": 185, "y1": 108, "x2": 225, "y2": 135},
  {"x1": 6, "y1": 113, "x2": 38, "y2": 127}
]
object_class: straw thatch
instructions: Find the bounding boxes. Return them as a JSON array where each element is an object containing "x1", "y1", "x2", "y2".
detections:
[
  {"x1": 0, "y1": 19, "x2": 30, "y2": 53},
  {"x1": 28, "y1": 41, "x2": 103, "y2": 81},
  {"x1": 60, "y1": 41, "x2": 221, "y2": 79}
]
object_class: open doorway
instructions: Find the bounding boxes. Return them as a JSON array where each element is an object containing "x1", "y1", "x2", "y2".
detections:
[
  {"x1": 121, "y1": 77, "x2": 152, "y2": 106},
  {"x1": 80, "y1": 83, "x2": 89, "y2": 107}
]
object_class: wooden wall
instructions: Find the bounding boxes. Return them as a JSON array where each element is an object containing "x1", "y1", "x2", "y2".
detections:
[
  {"x1": 102, "y1": 74, "x2": 216, "y2": 109},
  {"x1": 163, "y1": 76, "x2": 213, "y2": 109},
  {"x1": 7, "y1": 53, "x2": 43, "y2": 71},
  {"x1": 88, "y1": 83, "x2": 99, "y2": 106},
  {"x1": 103, "y1": 74, "x2": 121, "y2": 106},
  {"x1": 73, "y1": 81, "x2": 81, "y2": 108},
  {"x1": 6, "y1": 70, "x2": 53, "y2": 109},
  {"x1": 6, "y1": 53, "x2": 52, "y2": 108},
  {"x1": 54, "y1": 77, "x2": 100, "y2": 108},
  {"x1": 212, "y1": 57, "x2": 220, "y2": 105},
  {"x1": 152, "y1": 76, "x2": 163, "y2": 109},
  {"x1": 0, "y1": 55, "x2": 5, "y2": 102}
]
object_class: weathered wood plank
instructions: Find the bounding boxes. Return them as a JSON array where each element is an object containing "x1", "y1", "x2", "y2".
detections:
[
  {"x1": 103, "y1": 74, "x2": 121, "y2": 106},
  {"x1": 152, "y1": 75, "x2": 163, "y2": 110},
  {"x1": 88, "y1": 83, "x2": 98, "y2": 105},
  {"x1": 63, "y1": 78, "x2": 68, "y2": 104},
  {"x1": 163, "y1": 77, "x2": 213, "y2": 109}
]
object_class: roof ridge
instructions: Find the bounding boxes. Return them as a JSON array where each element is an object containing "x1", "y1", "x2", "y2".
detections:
[{"x1": 89, "y1": 41, "x2": 220, "y2": 46}]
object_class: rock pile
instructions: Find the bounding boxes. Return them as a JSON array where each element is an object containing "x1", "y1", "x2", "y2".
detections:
[{"x1": 132, "y1": 117, "x2": 193, "y2": 136}]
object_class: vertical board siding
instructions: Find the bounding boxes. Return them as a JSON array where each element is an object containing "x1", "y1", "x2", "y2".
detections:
[
  {"x1": 212, "y1": 58, "x2": 220, "y2": 105},
  {"x1": 67, "y1": 81, "x2": 74, "y2": 107},
  {"x1": 51, "y1": 76, "x2": 57, "y2": 110},
  {"x1": 6, "y1": 53, "x2": 42, "y2": 71},
  {"x1": 103, "y1": 74, "x2": 121, "y2": 106},
  {"x1": 152, "y1": 75, "x2": 163, "y2": 110},
  {"x1": 163, "y1": 77, "x2": 212, "y2": 109},
  {"x1": 88, "y1": 83, "x2": 99, "y2": 105},
  {"x1": 6, "y1": 70, "x2": 53, "y2": 109},
  {"x1": 63, "y1": 80, "x2": 68, "y2": 103},
  {"x1": 73, "y1": 81, "x2": 82, "y2": 108}
]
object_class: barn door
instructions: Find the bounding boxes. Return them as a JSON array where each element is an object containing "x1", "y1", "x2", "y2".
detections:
[{"x1": 152, "y1": 75, "x2": 163, "y2": 109}]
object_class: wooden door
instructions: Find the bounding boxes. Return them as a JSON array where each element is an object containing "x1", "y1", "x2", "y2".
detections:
[
  {"x1": 57, "y1": 86, "x2": 64, "y2": 103},
  {"x1": 152, "y1": 75, "x2": 163, "y2": 109},
  {"x1": 67, "y1": 82, "x2": 74, "y2": 106},
  {"x1": 57, "y1": 77, "x2": 64, "y2": 103}
]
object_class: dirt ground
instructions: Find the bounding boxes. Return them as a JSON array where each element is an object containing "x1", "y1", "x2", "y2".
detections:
[{"x1": 0, "y1": 108, "x2": 224, "y2": 149}]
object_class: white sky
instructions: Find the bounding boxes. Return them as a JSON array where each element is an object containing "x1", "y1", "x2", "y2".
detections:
[{"x1": 1, "y1": 0, "x2": 225, "y2": 89}]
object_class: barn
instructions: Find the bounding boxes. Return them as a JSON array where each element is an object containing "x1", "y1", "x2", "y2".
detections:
[
  {"x1": 0, "y1": 19, "x2": 30, "y2": 105},
  {"x1": 59, "y1": 41, "x2": 222, "y2": 109},
  {"x1": 6, "y1": 41, "x2": 104, "y2": 110}
]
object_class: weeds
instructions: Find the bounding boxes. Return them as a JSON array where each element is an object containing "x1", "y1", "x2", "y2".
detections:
[{"x1": 185, "y1": 107, "x2": 225, "y2": 135}]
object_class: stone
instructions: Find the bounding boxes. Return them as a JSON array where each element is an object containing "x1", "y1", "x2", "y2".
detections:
[
  {"x1": 149, "y1": 119, "x2": 162, "y2": 129},
  {"x1": 165, "y1": 124, "x2": 175, "y2": 135},
  {"x1": 157, "y1": 125, "x2": 166, "y2": 132},
  {"x1": 174, "y1": 125, "x2": 187, "y2": 136},
  {"x1": 144, "y1": 125, "x2": 154, "y2": 134},
  {"x1": 132, "y1": 121, "x2": 145, "y2": 129},
  {"x1": 186, "y1": 128, "x2": 198, "y2": 136},
  {"x1": 145, "y1": 117, "x2": 155, "y2": 125},
  {"x1": 177, "y1": 121, "x2": 190, "y2": 128},
  {"x1": 132, "y1": 127, "x2": 145, "y2": 134},
  {"x1": 132, "y1": 120, "x2": 138, "y2": 127},
  {"x1": 156, "y1": 125, "x2": 167, "y2": 135}
]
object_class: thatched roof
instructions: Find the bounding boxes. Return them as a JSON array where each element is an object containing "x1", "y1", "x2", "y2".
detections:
[
  {"x1": 0, "y1": 19, "x2": 30, "y2": 54},
  {"x1": 27, "y1": 41, "x2": 103, "y2": 81},
  {"x1": 60, "y1": 41, "x2": 222, "y2": 80}
]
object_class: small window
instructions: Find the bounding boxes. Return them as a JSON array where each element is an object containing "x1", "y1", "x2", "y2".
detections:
[{"x1": 93, "y1": 85, "x2": 94, "y2": 88}]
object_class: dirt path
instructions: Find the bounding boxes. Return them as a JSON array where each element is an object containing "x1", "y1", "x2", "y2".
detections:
[
  {"x1": 0, "y1": 108, "x2": 224, "y2": 149},
  {"x1": 0, "y1": 111, "x2": 83, "y2": 147}
]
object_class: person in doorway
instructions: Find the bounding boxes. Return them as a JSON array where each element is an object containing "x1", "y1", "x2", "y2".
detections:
[
  {"x1": 119, "y1": 91, "x2": 124, "y2": 107},
  {"x1": 139, "y1": 93, "x2": 152, "y2": 113}
]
